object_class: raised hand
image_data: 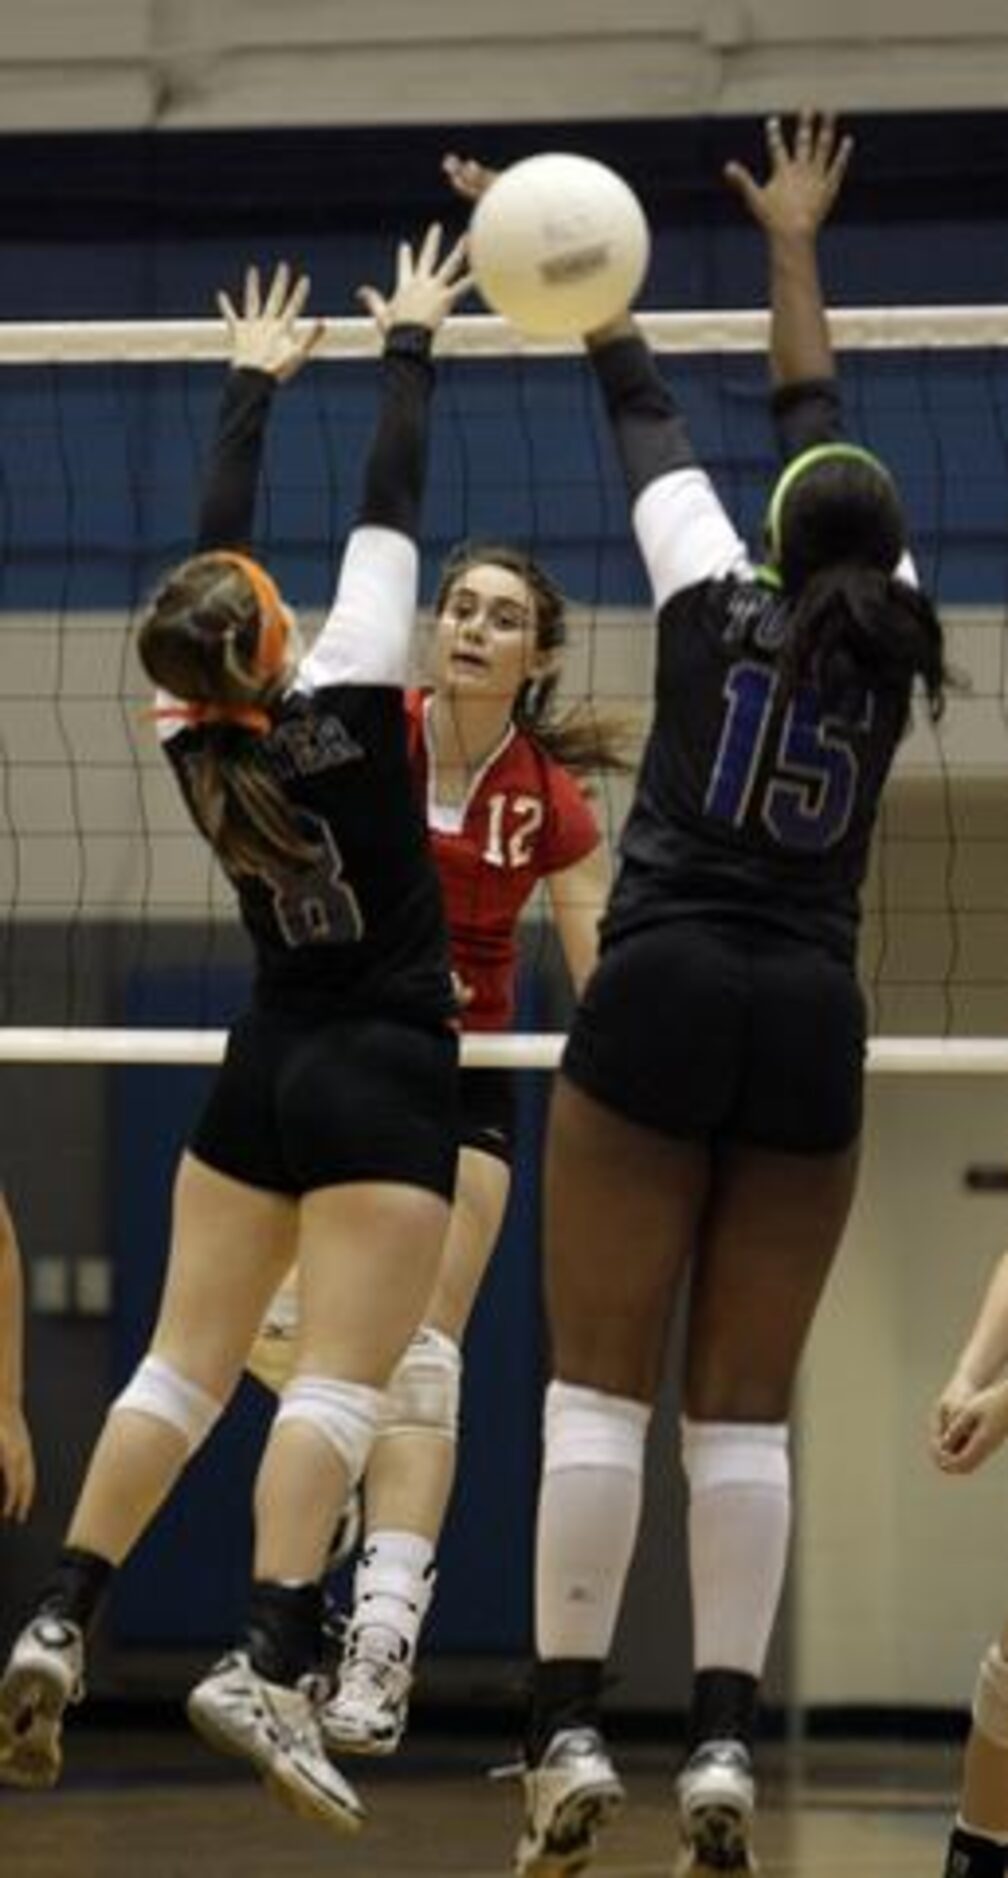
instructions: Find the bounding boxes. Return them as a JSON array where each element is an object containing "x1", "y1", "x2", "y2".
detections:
[
  {"x1": 442, "y1": 152, "x2": 499, "y2": 204},
  {"x1": 724, "y1": 110, "x2": 853, "y2": 240},
  {"x1": 357, "y1": 223, "x2": 472, "y2": 338},
  {"x1": 217, "y1": 262, "x2": 326, "y2": 382}
]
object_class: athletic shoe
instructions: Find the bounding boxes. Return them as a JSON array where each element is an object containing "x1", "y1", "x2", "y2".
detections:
[
  {"x1": 187, "y1": 1650, "x2": 364, "y2": 1833},
  {"x1": 320, "y1": 1624, "x2": 413, "y2": 1756},
  {"x1": 0, "y1": 1614, "x2": 85, "y2": 1790},
  {"x1": 674, "y1": 1738, "x2": 757, "y2": 1873},
  {"x1": 511, "y1": 1727, "x2": 625, "y2": 1877}
]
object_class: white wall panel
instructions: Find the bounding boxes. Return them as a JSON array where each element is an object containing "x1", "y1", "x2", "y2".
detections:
[{"x1": 2, "y1": 0, "x2": 1008, "y2": 130}]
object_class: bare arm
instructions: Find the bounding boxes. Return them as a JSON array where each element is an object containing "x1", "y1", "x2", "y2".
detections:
[
  {"x1": 725, "y1": 111, "x2": 852, "y2": 389},
  {"x1": 545, "y1": 844, "x2": 610, "y2": 997},
  {"x1": 0, "y1": 1193, "x2": 35, "y2": 1521},
  {"x1": 929, "y1": 1250, "x2": 1008, "y2": 1475}
]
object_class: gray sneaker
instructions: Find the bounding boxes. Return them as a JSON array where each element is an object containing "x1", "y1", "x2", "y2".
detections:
[
  {"x1": 674, "y1": 1738, "x2": 757, "y2": 1873},
  {"x1": 0, "y1": 1614, "x2": 85, "y2": 1789},
  {"x1": 187, "y1": 1650, "x2": 364, "y2": 1834},
  {"x1": 513, "y1": 1727, "x2": 625, "y2": 1877},
  {"x1": 321, "y1": 1624, "x2": 413, "y2": 1757}
]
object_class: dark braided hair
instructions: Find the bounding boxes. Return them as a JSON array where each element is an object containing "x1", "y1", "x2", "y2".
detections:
[{"x1": 769, "y1": 447, "x2": 948, "y2": 726}]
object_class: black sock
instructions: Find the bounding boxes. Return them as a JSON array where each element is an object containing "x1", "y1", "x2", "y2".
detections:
[
  {"x1": 944, "y1": 1824, "x2": 1008, "y2": 1877},
  {"x1": 526, "y1": 1658, "x2": 605, "y2": 1764},
  {"x1": 35, "y1": 1546, "x2": 114, "y2": 1632},
  {"x1": 686, "y1": 1668, "x2": 759, "y2": 1753},
  {"x1": 245, "y1": 1581, "x2": 323, "y2": 1686}
]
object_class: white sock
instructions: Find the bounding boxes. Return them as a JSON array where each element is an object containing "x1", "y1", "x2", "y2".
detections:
[
  {"x1": 682, "y1": 1417, "x2": 790, "y2": 1677},
  {"x1": 536, "y1": 1380, "x2": 649, "y2": 1659},
  {"x1": 352, "y1": 1529, "x2": 436, "y2": 1656}
]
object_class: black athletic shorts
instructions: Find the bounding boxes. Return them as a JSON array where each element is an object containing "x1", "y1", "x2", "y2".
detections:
[
  {"x1": 458, "y1": 1066, "x2": 516, "y2": 1166},
  {"x1": 190, "y1": 1007, "x2": 460, "y2": 1199},
  {"x1": 563, "y1": 918, "x2": 867, "y2": 1155}
]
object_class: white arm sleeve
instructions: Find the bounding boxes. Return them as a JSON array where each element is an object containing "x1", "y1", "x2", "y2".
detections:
[
  {"x1": 894, "y1": 549, "x2": 919, "y2": 589},
  {"x1": 297, "y1": 524, "x2": 419, "y2": 692},
  {"x1": 632, "y1": 468, "x2": 753, "y2": 610}
]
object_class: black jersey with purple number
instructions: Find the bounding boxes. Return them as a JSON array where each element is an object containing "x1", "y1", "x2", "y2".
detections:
[
  {"x1": 158, "y1": 336, "x2": 455, "y2": 1026},
  {"x1": 589, "y1": 338, "x2": 919, "y2": 964}
]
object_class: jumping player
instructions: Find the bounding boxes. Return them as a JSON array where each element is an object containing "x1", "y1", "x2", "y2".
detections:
[
  {"x1": 452, "y1": 116, "x2": 947, "y2": 1876},
  {"x1": 0, "y1": 1190, "x2": 35, "y2": 1523},
  {"x1": 220, "y1": 312, "x2": 621, "y2": 1757},
  {"x1": 931, "y1": 1248, "x2": 1008, "y2": 1877},
  {"x1": 0, "y1": 231, "x2": 469, "y2": 1833}
]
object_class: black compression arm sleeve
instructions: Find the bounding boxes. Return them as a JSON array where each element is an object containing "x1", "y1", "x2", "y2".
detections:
[
  {"x1": 359, "y1": 323, "x2": 435, "y2": 539},
  {"x1": 588, "y1": 332, "x2": 697, "y2": 503},
  {"x1": 195, "y1": 367, "x2": 277, "y2": 553},
  {"x1": 770, "y1": 376, "x2": 845, "y2": 461}
]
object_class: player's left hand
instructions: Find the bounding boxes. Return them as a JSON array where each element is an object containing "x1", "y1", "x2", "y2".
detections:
[
  {"x1": 930, "y1": 1374, "x2": 1008, "y2": 1474},
  {"x1": 0, "y1": 1399, "x2": 36, "y2": 1521},
  {"x1": 217, "y1": 262, "x2": 326, "y2": 382},
  {"x1": 724, "y1": 110, "x2": 853, "y2": 240},
  {"x1": 442, "y1": 153, "x2": 499, "y2": 203}
]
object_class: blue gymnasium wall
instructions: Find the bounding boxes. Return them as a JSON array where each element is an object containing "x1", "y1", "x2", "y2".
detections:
[{"x1": 7, "y1": 110, "x2": 1008, "y2": 1656}]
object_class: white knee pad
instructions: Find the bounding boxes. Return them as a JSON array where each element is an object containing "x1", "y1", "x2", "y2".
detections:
[
  {"x1": 379, "y1": 1327, "x2": 462, "y2": 1443},
  {"x1": 680, "y1": 1417, "x2": 790, "y2": 1490},
  {"x1": 543, "y1": 1379, "x2": 650, "y2": 1474},
  {"x1": 973, "y1": 1644, "x2": 1008, "y2": 1748},
  {"x1": 273, "y1": 1374, "x2": 383, "y2": 1484},
  {"x1": 110, "y1": 1354, "x2": 223, "y2": 1456}
]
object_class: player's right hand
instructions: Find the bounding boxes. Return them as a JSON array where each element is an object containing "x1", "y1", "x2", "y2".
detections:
[
  {"x1": 724, "y1": 110, "x2": 853, "y2": 240},
  {"x1": 358, "y1": 224, "x2": 472, "y2": 338},
  {"x1": 930, "y1": 1372, "x2": 1008, "y2": 1474}
]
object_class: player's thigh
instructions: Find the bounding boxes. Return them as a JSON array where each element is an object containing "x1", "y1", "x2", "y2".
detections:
[
  {"x1": 295, "y1": 1179, "x2": 451, "y2": 1384},
  {"x1": 684, "y1": 1138, "x2": 860, "y2": 1420},
  {"x1": 424, "y1": 1144, "x2": 512, "y2": 1342},
  {"x1": 544, "y1": 1074, "x2": 709, "y2": 1401},
  {"x1": 151, "y1": 1150, "x2": 298, "y2": 1393}
]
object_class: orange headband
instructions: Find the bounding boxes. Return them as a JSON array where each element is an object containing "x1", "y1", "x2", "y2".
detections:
[
  {"x1": 148, "y1": 550, "x2": 291, "y2": 738},
  {"x1": 208, "y1": 550, "x2": 290, "y2": 681}
]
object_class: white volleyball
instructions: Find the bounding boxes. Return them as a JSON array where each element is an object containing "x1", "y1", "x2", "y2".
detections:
[{"x1": 469, "y1": 152, "x2": 650, "y2": 340}]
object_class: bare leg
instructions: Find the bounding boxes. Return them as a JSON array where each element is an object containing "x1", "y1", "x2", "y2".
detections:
[
  {"x1": 253, "y1": 1181, "x2": 449, "y2": 1584},
  {"x1": 70, "y1": 1153, "x2": 297, "y2": 1563},
  {"x1": 675, "y1": 1139, "x2": 861, "y2": 1859},
  {"x1": 363, "y1": 1146, "x2": 509, "y2": 1539},
  {"x1": 544, "y1": 1078, "x2": 709, "y2": 1398}
]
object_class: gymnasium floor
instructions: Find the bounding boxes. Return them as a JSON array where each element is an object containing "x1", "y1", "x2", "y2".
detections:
[{"x1": 0, "y1": 1728, "x2": 957, "y2": 1875}]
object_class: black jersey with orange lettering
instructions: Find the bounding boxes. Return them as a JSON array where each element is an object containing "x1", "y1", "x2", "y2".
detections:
[
  {"x1": 158, "y1": 333, "x2": 455, "y2": 1026},
  {"x1": 588, "y1": 335, "x2": 919, "y2": 964}
]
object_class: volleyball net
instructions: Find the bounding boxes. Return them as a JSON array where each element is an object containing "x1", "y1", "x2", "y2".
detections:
[{"x1": 1, "y1": 307, "x2": 1008, "y2": 1069}]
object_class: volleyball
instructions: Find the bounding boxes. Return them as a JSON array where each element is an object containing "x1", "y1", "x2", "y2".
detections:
[{"x1": 469, "y1": 152, "x2": 650, "y2": 340}]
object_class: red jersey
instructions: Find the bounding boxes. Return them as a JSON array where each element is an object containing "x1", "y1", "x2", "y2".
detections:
[{"x1": 405, "y1": 690, "x2": 600, "y2": 1030}]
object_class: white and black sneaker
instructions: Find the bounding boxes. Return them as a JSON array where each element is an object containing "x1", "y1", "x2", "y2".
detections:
[
  {"x1": 321, "y1": 1624, "x2": 413, "y2": 1757},
  {"x1": 674, "y1": 1738, "x2": 757, "y2": 1873},
  {"x1": 187, "y1": 1650, "x2": 364, "y2": 1834},
  {"x1": 511, "y1": 1727, "x2": 625, "y2": 1877},
  {"x1": 0, "y1": 1613, "x2": 85, "y2": 1789}
]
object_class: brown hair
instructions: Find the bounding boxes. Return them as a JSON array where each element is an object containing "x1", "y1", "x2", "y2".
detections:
[
  {"x1": 138, "y1": 552, "x2": 323, "y2": 877},
  {"x1": 435, "y1": 542, "x2": 632, "y2": 777}
]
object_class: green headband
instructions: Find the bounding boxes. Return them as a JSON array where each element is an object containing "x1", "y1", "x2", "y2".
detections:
[{"x1": 765, "y1": 441, "x2": 896, "y2": 566}]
